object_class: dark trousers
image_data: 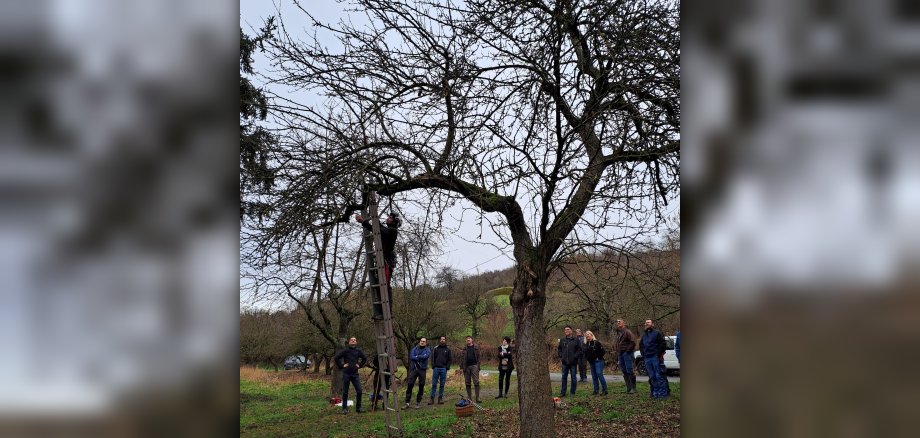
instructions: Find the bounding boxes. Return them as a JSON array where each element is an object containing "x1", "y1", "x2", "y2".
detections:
[
  {"x1": 342, "y1": 373, "x2": 362, "y2": 409},
  {"x1": 618, "y1": 351, "x2": 635, "y2": 378},
  {"x1": 645, "y1": 356, "x2": 668, "y2": 398},
  {"x1": 498, "y1": 368, "x2": 512, "y2": 395},
  {"x1": 560, "y1": 363, "x2": 577, "y2": 395},
  {"x1": 577, "y1": 355, "x2": 587, "y2": 380},
  {"x1": 405, "y1": 367, "x2": 427, "y2": 403},
  {"x1": 660, "y1": 360, "x2": 671, "y2": 395}
]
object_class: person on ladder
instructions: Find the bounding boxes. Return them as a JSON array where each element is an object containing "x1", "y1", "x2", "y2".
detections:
[{"x1": 354, "y1": 211, "x2": 401, "y2": 319}]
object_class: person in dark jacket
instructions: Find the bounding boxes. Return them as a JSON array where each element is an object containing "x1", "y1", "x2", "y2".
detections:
[
  {"x1": 461, "y1": 336, "x2": 482, "y2": 403},
  {"x1": 496, "y1": 336, "x2": 514, "y2": 398},
  {"x1": 639, "y1": 319, "x2": 669, "y2": 399},
  {"x1": 576, "y1": 329, "x2": 588, "y2": 383},
  {"x1": 583, "y1": 331, "x2": 608, "y2": 395},
  {"x1": 404, "y1": 337, "x2": 431, "y2": 408},
  {"x1": 355, "y1": 211, "x2": 401, "y2": 319},
  {"x1": 334, "y1": 336, "x2": 368, "y2": 414},
  {"x1": 428, "y1": 336, "x2": 452, "y2": 405},
  {"x1": 557, "y1": 325, "x2": 582, "y2": 397},
  {"x1": 675, "y1": 322, "x2": 681, "y2": 363},
  {"x1": 615, "y1": 319, "x2": 638, "y2": 394}
]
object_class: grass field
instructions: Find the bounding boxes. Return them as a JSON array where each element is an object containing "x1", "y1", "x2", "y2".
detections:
[{"x1": 240, "y1": 366, "x2": 680, "y2": 437}]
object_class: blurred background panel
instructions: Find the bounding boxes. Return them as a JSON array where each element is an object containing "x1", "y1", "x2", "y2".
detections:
[
  {"x1": 0, "y1": 0, "x2": 238, "y2": 436},
  {"x1": 684, "y1": 0, "x2": 920, "y2": 436}
]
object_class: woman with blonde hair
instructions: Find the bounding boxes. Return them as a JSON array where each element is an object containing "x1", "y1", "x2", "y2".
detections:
[{"x1": 583, "y1": 331, "x2": 608, "y2": 395}]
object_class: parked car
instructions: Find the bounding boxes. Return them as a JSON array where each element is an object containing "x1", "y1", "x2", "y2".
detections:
[
  {"x1": 633, "y1": 336, "x2": 680, "y2": 376},
  {"x1": 284, "y1": 355, "x2": 311, "y2": 370}
]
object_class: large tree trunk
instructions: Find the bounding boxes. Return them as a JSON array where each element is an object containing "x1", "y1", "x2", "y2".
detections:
[
  {"x1": 511, "y1": 266, "x2": 555, "y2": 438},
  {"x1": 331, "y1": 326, "x2": 348, "y2": 396}
]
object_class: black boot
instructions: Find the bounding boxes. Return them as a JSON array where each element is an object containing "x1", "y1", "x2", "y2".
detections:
[
  {"x1": 475, "y1": 385, "x2": 481, "y2": 403},
  {"x1": 466, "y1": 385, "x2": 472, "y2": 401},
  {"x1": 428, "y1": 396, "x2": 435, "y2": 405},
  {"x1": 437, "y1": 395, "x2": 444, "y2": 404},
  {"x1": 356, "y1": 395, "x2": 364, "y2": 413},
  {"x1": 495, "y1": 390, "x2": 503, "y2": 399}
]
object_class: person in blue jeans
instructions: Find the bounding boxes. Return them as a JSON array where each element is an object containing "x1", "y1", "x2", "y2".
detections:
[
  {"x1": 640, "y1": 319, "x2": 669, "y2": 399},
  {"x1": 333, "y1": 336, "x2": 368, "y2": 414},
  {"x1": 428, "y1": 336, "x2": 452, "y2": 405},
  {"x1": 557, "y1": 325, "x2": 582, "y2": 397},
  {"x1": 583, "y1": 331, "x2": 608, "y2": 395},
  {"x1": 615, "y1": 319, "x2": 638, "y2": 394}
]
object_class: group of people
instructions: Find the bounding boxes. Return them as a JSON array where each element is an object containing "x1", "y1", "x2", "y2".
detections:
[
  {"x1": 332, "y1": 334, "x2": 510, "y2": 414},
  {"x1": 557, "y1": 318, "x2": 676, "y2": 399},
  {"x1": 333, "y1": 318, "x2": 680, "y2": 414},
  {"x1": 401, "y1": 334, "x2": 514, "y2": 409}
]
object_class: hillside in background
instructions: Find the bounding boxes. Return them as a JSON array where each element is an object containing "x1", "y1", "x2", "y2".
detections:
[{"x1": 241, "y1": 247, "x2": 679, "y2": 370}]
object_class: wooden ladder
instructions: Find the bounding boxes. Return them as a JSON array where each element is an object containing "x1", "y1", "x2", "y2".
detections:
[{"x1": 362, "y1": 191, "x2": 403, "y2": 436}]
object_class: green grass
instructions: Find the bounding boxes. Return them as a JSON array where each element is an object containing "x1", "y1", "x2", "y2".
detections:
[{"x1": 241, "y1": 367, "x2": 679, "y2": 437}]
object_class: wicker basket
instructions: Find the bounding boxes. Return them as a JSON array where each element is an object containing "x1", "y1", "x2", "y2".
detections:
[{"x1": 455, "y1": 404, "x2": 474, "y2": 418}]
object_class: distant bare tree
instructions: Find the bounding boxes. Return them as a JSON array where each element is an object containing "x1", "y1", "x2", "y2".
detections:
[
  {"x1": 454, "y1": 275, "x2": 497, "y2": 340},
  {"x1": 388, "y1": 213, "x2": 459, "y2": 362}
]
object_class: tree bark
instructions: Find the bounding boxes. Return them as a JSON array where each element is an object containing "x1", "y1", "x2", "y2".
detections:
[
  {"x1": 331, "y1": 329, "x2": 348, "y2": 396},
  {"x1": 511, "y1": 265, "x2": 555, "y2": 438}
]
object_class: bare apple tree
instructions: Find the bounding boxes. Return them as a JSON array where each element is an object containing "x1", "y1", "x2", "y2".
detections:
[{"x1": 245, "y1": 0, "x2": 678, "y2": 434}]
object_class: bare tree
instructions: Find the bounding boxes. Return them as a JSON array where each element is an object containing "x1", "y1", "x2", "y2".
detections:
[
  {"x1": 388, "y1": 215, "x2": 459, "y2": 363},
  {"x1": 454, "y1": 274, "x2": 497, "y2": 339},
  {"x1": 247, "y1": 0, "x2": 679, "y2": 434},
  {"x1": 243, "y1": 223, "x2": 367, "y2": 395},
  {"x1": 239, "y1": 309, "x2": 286, "y2": 369}
]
